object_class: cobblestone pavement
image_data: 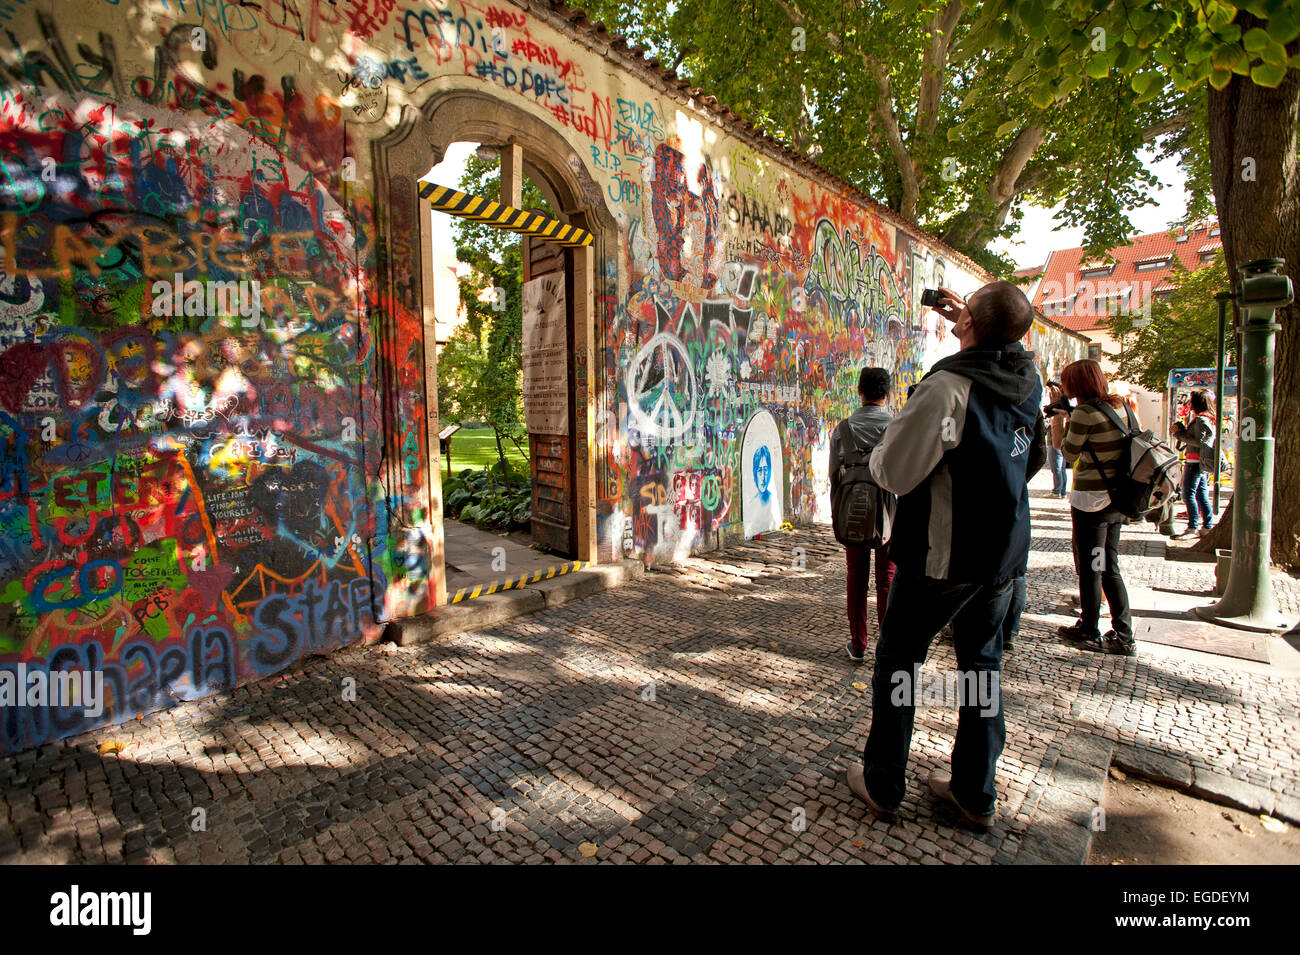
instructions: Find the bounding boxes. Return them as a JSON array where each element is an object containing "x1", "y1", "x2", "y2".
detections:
[{"x1": 3, "y1": 482, "x2": 1299, "y2": 865}]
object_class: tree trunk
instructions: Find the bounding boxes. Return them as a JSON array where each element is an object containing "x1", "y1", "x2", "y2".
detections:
[
  {"x1": 1192, "y1": 495, "x2": 1233, "y2": 554},
  {"x1": 1206, "y1": 42, "x2": 1300, "y2": 572},
  {"x1": 493, "y1": 427, "x2": 511, "y2": 483}
]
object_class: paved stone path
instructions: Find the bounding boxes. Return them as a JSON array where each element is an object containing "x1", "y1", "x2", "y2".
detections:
[{"x1": 3, "y1": 481, "x2": 1299, "y2": 864}]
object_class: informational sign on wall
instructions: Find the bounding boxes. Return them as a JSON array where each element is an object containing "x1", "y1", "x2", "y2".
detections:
[{"x1": 522, "y1": 274, "x2": 569, "y2": 434}]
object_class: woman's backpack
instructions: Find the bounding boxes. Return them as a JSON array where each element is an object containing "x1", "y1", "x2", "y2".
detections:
[
  {"x1": 830, "y1": 421, "x2": 895, "y2": 547},
  {"x1": 1085, "y1": 401, "x2": 1183, "y2": 521}
]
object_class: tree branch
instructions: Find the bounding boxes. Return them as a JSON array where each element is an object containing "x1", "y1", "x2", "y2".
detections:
[
  {"x1": 774, "y1": 0, "x2": 842, "y2": 50},
  {"x1": 865, "y1": 54, "x2": 919, "y2": 220},
  {"x1": 915, "y1": 0, "x2": 964, "y2": 141},
  {"x1": 942, "y1": 124, "x2": 1046, "y2": 249},
  {"x1": 1141, "y1": 111, "x2": 1190, "y2": 142},
  {"x1": 989, "y1": 124, "x2": 1046, "y2": 206}
]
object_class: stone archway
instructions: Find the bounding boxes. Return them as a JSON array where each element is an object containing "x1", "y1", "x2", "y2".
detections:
[{"x1": 370, "y1": 87, "x2": 617, "y2": 610}]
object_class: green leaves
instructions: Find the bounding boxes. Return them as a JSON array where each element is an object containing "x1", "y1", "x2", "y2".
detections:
[
  {"x1": 443, "y1": 469, "x2": 532, "y2": 530},
  {"x1": 1085, "y1": 49, "x2": 1114, "y2": 79},
  {"x1": 1130, "y1": 71, "x2": 1161, "y2": 101},
  {"x1": 1209, "y1": 68, "x2": 1235, "y2": 89},
  {"x1": 1029, "y1": 83, "x2": 1056, "y2": 108},
  {"x1": 1211, "y1": 42, "x2": 1245, "y2": 72},
  {"x1": 1251, "y1": 61, "x2": 1289, "y2": 86},
  {"x1": 1264, "y1": 6, "x2": 1300, "y2": 45},
  {"x1": 1242, "y1": 26, "x2": 1272, "y2": 54}
]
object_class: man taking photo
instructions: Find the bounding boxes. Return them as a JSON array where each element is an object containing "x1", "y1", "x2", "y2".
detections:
[{"x1": 846, "y1": 281, "x2": 1044, "y2": 830}]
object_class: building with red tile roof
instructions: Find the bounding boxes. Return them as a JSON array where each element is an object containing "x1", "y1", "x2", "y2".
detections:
[
  {"x1": 1012, "y1": 264, "x2": 1044, "y2": 301},
  {"x1": 1030, "y1": 221, "x2": 1223, "y2": 371}
]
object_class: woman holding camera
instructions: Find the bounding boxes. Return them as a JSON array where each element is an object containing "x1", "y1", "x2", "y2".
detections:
[
  {"x1": 1051, "y1": 359, "x2": 1136, "y2": 656},
  {"x1": 1171, "y1": 390, "x2": 1218, "y2": 539}
]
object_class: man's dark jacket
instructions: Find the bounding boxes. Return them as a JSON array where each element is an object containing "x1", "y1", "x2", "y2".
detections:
[{"x1": 868, "y1": 343, "x2": 1045, "y2": 584}]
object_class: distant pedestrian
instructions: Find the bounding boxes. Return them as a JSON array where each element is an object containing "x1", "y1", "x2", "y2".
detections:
[
  {"x1": 829, "y1": 367, "x2": 897, "y2": 663},
  {"x1": 1054, "y1": 359, "x2": 1136, "y2": 656},
  {"x1": 845, "y1": 281, "x2": 1044, "y2": 830},
  {"x1": 1045, "y1": 380, "x2": 1070, "y2": 498},
  {"x1": 1172, "y1": 390, "x2": 1217, "y2": 539}
]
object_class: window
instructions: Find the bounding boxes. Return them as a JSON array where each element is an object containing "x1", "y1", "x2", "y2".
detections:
[
  {"x1": 1176, "y1": 234, "x2": 1188, "y2": 242},
  {"x1": 1135, "y1": 257, "x2": 1171, "y2": 271},
  {"x1": 1088, "y1": 343, "x2": 1102, "y2": 360},
  {"x1": 1210, "y1": 227, "x2": 1220, "y2": 237}
]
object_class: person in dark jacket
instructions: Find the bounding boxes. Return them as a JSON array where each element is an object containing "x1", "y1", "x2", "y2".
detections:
[
  {"x1": 846, "y1": 280, "x2": 1044, "y2": 831},
  {"x1": 829, "y1": 367, "x2": 897, "y2": 663},
  {"x1": 1001, "y1": 399, "x2": 1048, "y2": 653}
]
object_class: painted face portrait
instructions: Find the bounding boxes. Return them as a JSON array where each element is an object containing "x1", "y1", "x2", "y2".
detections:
[{"x1": 754, "y1": 445, "x2": 772, "y2": 498}]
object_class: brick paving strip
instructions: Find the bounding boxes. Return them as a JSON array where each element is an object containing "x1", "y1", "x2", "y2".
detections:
[{"x1": 2, "y1": 490, "x2": 1298, "y2": 864}]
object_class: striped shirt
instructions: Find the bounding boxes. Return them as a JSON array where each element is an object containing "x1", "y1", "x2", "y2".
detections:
[{"x1": 1060, "y1": 402, "x2": 1127, "y2": 493}]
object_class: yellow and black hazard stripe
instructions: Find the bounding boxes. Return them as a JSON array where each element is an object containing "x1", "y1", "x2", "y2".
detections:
[
  {"x1": 420, "y1": 182, "x2": 594, "y2": 248},
  {"x1": 449, "y1": 559, "x2": 591, "y2": 605}
]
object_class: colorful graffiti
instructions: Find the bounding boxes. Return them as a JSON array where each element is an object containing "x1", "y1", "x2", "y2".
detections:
[
  {"x1": 0, "y1": 0, "x2": 1088, "y2": 751},
  {"x1": 0, "y1": 29, "x2": 390, "y2": 752}
]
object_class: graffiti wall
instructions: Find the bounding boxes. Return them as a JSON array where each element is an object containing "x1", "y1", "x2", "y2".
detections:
[
  {"x1": 602, "y1": 140, "x2": 1085, "y2": 563},
  {"x1": 0, "y1": 0, "x2": 1087, "y2": 751}
]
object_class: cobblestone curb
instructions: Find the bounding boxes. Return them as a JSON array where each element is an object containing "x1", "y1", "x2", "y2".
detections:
[
  {"x1": 1015, "y1": 731, "x2": 1113, "y2": 865},
  {"x1": 387, "y1": 560, "x2": 645, "y2": 646},
  {"x1": 1112, "y1": 743, "x2": 1300, "y2": 826}
]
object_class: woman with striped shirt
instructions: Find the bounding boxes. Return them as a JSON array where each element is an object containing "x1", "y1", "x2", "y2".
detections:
[{"x1": 1051, "y1": 359, "x2": 1136, "y2": 656}]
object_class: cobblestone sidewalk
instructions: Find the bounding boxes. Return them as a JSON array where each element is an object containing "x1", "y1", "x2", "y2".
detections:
[{"x1": 2, "y1": 485, "x2": 1298, "y2": 864}]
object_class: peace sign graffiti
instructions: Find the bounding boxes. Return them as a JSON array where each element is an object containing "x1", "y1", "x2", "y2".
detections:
[{"x1": 626, "y1": 331, "x2": 697, "y2": 440}]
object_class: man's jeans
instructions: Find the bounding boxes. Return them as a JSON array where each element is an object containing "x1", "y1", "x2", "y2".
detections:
[
  {"x1": 1049, "y1": 446, "x2": 1068, "y2": 495},
  {"x1": 862, "y1": 569, "x2": 1014, "y2": 817},
  {"x1": 1001, "y1": 575, "x2": 1027, "y2": 648}
]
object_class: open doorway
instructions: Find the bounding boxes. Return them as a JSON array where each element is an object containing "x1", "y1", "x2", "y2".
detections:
[{"x1": 423, "y1": 142, "x2": 582, "y2": 602}]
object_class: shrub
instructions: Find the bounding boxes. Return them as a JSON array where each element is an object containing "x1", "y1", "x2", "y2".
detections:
[{"x1": 442, "y1": 470, "x2": 532, "y2": 531}]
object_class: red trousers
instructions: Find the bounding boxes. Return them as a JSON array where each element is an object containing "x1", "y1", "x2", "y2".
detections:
[{"x1": 846, "y1": 543, "x2": 897, "y2": 654}]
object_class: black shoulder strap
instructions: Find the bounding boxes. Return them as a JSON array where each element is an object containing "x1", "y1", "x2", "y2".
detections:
[{"x1": 836, "y1": 420, "x2": 869, "y2": 466}]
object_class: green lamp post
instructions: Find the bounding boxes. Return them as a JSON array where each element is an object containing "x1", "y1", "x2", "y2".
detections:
[{"x1": 1196, "y1": 259, "x2": 1292, "y2": 632}]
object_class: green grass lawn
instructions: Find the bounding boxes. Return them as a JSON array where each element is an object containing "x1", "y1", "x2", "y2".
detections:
[{"x1": 443, "y1": 427, "x2": 530, "y2": 478}]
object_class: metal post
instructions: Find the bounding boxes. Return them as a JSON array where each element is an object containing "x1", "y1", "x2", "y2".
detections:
[
  {"x1": 1197, "y1": 259, "x2": 1292, "y2": 632},
  {"x1": 1213, "y1": 292, "x2": 1230, "y2": 515}
]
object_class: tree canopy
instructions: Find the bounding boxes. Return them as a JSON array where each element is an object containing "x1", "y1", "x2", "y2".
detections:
[{"x1": 569, "y1": 0, "x2": 1223, "y2": 271}]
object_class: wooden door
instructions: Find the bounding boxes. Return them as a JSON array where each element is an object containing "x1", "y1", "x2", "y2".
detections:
[{"x1": 522, "y1": 233, "x2": 577, "y2": 556}]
